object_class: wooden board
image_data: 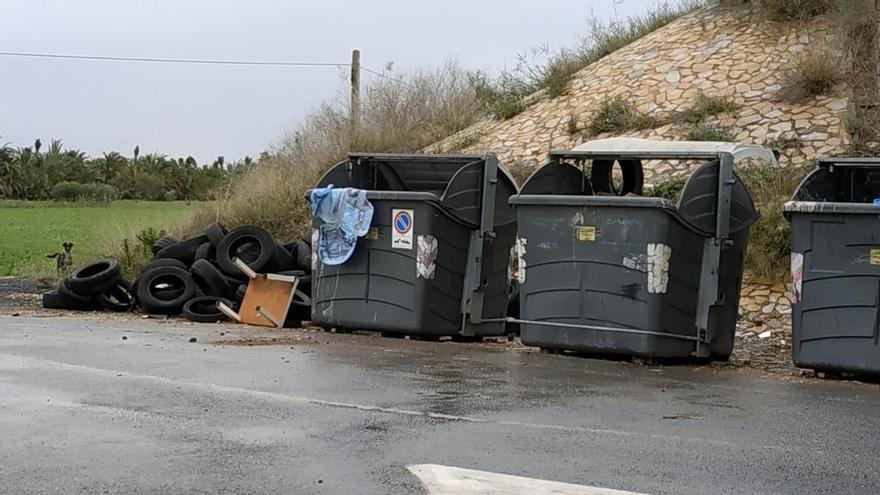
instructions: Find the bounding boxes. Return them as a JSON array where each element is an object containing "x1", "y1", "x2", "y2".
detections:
[{"x1": 238, "y1": 276, "x2": 298, "y2": 328}]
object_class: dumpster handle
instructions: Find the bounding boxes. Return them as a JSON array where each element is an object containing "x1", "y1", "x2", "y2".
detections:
[{"x1": 483, "y1": 317, "x2": 700, "y2": 343}]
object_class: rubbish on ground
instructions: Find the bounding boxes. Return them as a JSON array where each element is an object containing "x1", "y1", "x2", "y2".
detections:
[
  {"x1": 40, "y1": 222, "x2": 313, "y2": 325},
  {"x1": 217, "y1": 257, "x2": 300, "y2": 328},
  {"x1": 758, "y1": 330, "x2": 772, "y2": 339}
]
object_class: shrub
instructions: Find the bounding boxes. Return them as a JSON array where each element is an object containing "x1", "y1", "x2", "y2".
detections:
[
  {"x1": 51, "y1": 181, "x2": 82, "y2": 202},
  {"x1": 678, "y1": 93, "x2": 740, "y2": 123},
  {"x1": 51, "y1": 181, "x2": 117, "y2": 203},
  {"x1": 132, "y1": 174, "x2": 167, "y2": 201},
  {"x1": 470, "y1": 72, "x2": 528, "y2": 119},
  {"x1": 777, "y1": 50, "x2": 842, "y2": 101},
  {"x1": 737, "y1": 163, "x2": 811, "y2": 280},
  {"x1": 719, "y1": 0, "x2": 832, "y2": 20},
  {"x1": 645, "y1": 176, "x2": 687, "y2": 202},
  {"x1": 135, "y1": 227, "x2": 168, "y2": 252},
  {"x1": 687, "y1": 123, "x2": 735, "y2": 142},
  {"x1": 588, "y1": 97, "x2": 656, "y2": 135}
]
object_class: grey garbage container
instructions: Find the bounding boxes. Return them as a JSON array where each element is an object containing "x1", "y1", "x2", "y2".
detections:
[
  {"x1": 310, "y1": 153, "x2": 518, "y2": 338},
  {"x1": 785, "y1": 157, "x2": 880, "y2": 374},
  {"x1": 510, "y1": 138, "x2": 777, "y2": 359}
]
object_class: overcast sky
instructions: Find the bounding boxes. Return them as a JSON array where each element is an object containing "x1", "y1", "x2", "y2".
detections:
[{"x1": 1, "y1": 0, "x2": 662, "y2": 162}]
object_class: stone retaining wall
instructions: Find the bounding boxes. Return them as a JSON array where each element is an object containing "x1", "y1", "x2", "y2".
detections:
[{"x1": 427, "y1": 7, "x2": 851, "y2": 184}]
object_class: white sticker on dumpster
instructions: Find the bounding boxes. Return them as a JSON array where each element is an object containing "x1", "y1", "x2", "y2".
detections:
[
  {"x1": 646, "y1": 243, "x2": 672, "y2": 294},
  {"x1": 311, "y1": 228, "x2": 319, "y2": 269},
  {"x1": 791, "y1": 252, "x2": 803, "y2": 304},
  {"x1": 392, "y1": 209, "x2": 414, "y2": 250},
  {"x1": 417, "y1": 235, "x2": 438, "y2": 279}
]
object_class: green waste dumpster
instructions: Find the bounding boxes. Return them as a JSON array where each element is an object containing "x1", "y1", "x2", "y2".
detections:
[
  {"x1": 310, "y1": 153, "x2": 519, "y2": 338},
  {"x1": 785, "y1": 157, "x2": 880, "y2": 374},
  {"x1": 509, "y1": 138, "x2": 777, "y2": 359}
]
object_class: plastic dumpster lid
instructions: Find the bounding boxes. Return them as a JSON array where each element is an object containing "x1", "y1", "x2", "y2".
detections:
[
  {"x1": 816, "y1": 157, "x2": 880, "y2": 168},
  {"x1": 551, "y1": 138, "x2": 779, "y2": 164},
  {"x1": 315, "y1": 152, "x2": 519, "y2": 227}
]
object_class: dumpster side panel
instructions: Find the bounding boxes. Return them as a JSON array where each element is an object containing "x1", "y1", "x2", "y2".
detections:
[
  {"x1": 516, "y1": 202, "x2": 707, "y2": 358},
  {"x1": 473, "y1": 222, "x2": 517, "y2": 336},
  {"x1": 312, "y1": 200, "x2": 470, "y2": 335},
  {"x1": 706, "y1": 228, "x2": 749, "y2": 358},
  {"x1": 790, "y1": 211, "x2": 880, "y2": 373}
]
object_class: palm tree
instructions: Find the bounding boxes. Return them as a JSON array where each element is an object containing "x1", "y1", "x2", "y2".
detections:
[
  {"x1": 94, "y1": 151, "x2": 126, "y2": 184},
  {"x1": 132, "y1": 145, "x2": 140, "y2": 179},
  {"x1": 0, "y1": 141, "x2": 21, "y2": 198}
]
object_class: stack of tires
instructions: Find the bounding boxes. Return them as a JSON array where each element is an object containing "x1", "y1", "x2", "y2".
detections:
[
  {"x1": 42, "y1": 259, "x2": 135, "y2": 313},
  {"x1": 139, "y1": 224, "x2": 312, "y2": 325},
  {"x1": 42, "y1": 223, "x2": 313, "y2": 326}
]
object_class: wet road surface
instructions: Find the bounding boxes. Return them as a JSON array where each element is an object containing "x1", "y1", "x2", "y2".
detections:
[{"x1": 0, "y1": 315, "x2": 878, "y2": 494}]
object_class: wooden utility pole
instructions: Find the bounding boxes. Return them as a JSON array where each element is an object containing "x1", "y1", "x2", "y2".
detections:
[{"x1": 350, "y1": 49, "x2": 361, "y2": 144}]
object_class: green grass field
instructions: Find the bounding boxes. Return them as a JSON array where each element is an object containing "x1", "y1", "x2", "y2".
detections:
[{"x1": 0, "y1": 200, "x2": 208, "y2": 279}]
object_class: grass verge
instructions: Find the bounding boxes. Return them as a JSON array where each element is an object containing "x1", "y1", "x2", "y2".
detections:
[{"x1": 0, "y1": 200, "x2": 206, "y2": 283}]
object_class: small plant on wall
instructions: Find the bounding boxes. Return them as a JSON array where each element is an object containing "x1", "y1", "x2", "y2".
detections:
[{"x1": 588, "y1": 97, "x2": 657, "y2": 135}]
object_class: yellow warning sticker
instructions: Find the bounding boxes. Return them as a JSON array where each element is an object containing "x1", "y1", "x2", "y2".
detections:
[
  {"x1": 576, "y1": 226, "x2": 596, "y2": 242},
  {"x1": 365, "y1": 227, "x2": 379, "y2": 240},
  {"x1": 871, "y1": 249, "x2": 880, "y2": 265}
]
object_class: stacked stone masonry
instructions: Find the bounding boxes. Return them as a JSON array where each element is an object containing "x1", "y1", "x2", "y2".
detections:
[{"x1": 427, "y1": 7, "x2": 851, "y2": 184}]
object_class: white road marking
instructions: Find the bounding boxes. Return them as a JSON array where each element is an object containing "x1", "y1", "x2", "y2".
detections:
[
  {"x1": 408, "y1": 464, "x2": 651, "y2": 495},
  {"x1": 0, "y1": 353, "x2": 802, "y2": 454}
]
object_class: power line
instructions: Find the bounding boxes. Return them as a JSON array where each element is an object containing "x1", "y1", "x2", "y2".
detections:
[
  {"x1": 361, "y1": 66, "x2": 412, "y2": 87},
  {"x1": 0, "y1": 50, "x2": 347, "y2": 67},
  {"x1": 0, "y1": 49, "x2": 413, "y2": 86}
]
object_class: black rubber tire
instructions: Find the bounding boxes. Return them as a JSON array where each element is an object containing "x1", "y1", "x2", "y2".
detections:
[
  {"x1": 194, "y1": 242, "x2": 215, "y2": 263},
  {"x1": 66, "y1": 259, "x2": 122, "y2": 296},
  {"x1": 205, "y1": 222, "x2": 229, "y2": 247},
  {"x1": 137, "y1": 266, "x2": 197, "y2": 315},
  {"x1": 97, "y1": 280, "x2": 135, "y2": 312},
  {"x1": 153, "y1": 286, "x2": 187, "y2": 300},
  {"x1": 144, "y1": 258, "x2": 188, "y2": 271},
  {"x1": 590, "y1": 159, "x2": 644, "y2": 196},
  {"x1": 216, "y1": 226, "x2": 276, "y2": 276},
  {"x1": 182, "y1": 296, "x2": 232, "y2": 323},
  {"x1": 284, "y1": 240, "x2": 312, "y2": 271},
  {"x1": 151, "y1": 236, "x2": 178, "y2": 256},
  {"x1": 297, "y1": 274, "x2": 311, "y2": 295},
  {"x1": 283, "y1": 289, "x2": 311, "y2": 327},
  {"x1": 134, "y1": 259, "x2": 186, "y2": 303},
  {"x1": 57, "y1": 280, "x2": 101, "y2": 311},
  {"x1": 271, "y1": 244, "x2": 297, "y2": 271},
  {"x1": 42, "y1": 291, "x2": 68, "y2": 310},
  {"x1": 190, "y1": 259, "x2": 232, "y2": 298},
  {"x1": 233, "y1": 284, "x2": 247, "y2": 302},
  {"x1": 278, "y1": 270, "x2": 311, "y2": 296},
  {"x1": 155, "y1": 235, "x2": 210, "y2": 265}
]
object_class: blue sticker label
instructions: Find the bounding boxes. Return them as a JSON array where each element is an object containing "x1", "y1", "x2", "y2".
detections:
[{"x1": 392, "y1": 209, "x2": 414, "y2": 249}]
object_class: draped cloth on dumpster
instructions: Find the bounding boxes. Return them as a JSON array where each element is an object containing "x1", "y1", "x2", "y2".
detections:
[{"x1": 310, "y1": 185, "x2": 374, "y2": 265}]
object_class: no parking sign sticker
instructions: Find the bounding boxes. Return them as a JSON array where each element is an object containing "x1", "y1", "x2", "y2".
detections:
[{"x1": 391, "y1": 209, "x2": 414, "y2": 250}]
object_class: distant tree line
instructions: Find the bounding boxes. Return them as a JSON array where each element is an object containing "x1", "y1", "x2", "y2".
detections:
[{"x1": 0, "y1": 138, "x2": 254, "y2": 201}]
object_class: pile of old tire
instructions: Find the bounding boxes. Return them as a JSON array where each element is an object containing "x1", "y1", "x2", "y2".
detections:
[
  {"x1": 141, "y1": 223, "x2": 312, "y2": 324},
  {"x1": 42, "y1": 259, "x2": 136, "y2": 312}
]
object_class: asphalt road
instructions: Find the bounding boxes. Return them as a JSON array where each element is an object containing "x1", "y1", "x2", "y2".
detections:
[{"x1": 1, "y1": 315, "x2": 879, "y2": 495}]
